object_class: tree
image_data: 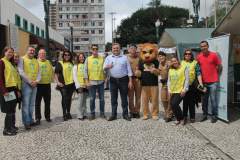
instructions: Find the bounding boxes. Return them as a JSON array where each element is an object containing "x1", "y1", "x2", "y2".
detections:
[
  {"x1": 116, "y1": 6, "x2": 189, "y2": 47},
  {"x1": 105, "y1": 42, "x2": 112, "y2": 52}
]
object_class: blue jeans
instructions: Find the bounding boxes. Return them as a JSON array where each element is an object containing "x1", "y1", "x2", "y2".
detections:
[
  {"x1": 202, "y1": 82, "x2": 218, "y2": 118},
  {"x1": 21, "y1": 83, "x2": 37, "y2": 126},
  {"x1": 110, "y1": 78, "x2": 129, "y2": 116},
  {"x1": 88, "y1": 82, "x2": 105, "y2": 116},
  {"x1": 105, "y1": 80, "x2": 110, "y2": 89}
]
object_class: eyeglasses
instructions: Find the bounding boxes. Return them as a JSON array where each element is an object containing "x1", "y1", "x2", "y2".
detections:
[
  {"x1": 184, "y1": 53, "x2": 192, "y2": 55},
  {"x1": 92, "y1": 48, "x2": 98, "y2": 50},
  {"x1": 64, "y1": 54, "x2": 70, "y2": 56}
]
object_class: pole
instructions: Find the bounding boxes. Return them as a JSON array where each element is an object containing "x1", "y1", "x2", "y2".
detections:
[
  {"x1": 70, "y1": 26, "x2": 73, "y2": 54},
  {"x1": 156, "y1": 26, "x2": 159, "y2": 45},
  {"x1": 113, "y1": 18, "x2": 117, "y2": 43},
  {"x1": 205, "y1": 0, "x2": 207, "y2": 28},
  {"x1": 108, "y1": 12, "x2": 116, "y2": 47},
  {"x1": 214, "y1": 0, "x2": 217, "y2": 28},
  {"x1": 43, "y1": 0, "x2": 50, "y2": 60}
]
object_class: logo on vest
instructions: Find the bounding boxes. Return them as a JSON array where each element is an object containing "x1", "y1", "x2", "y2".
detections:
[
  {"x1": 185, "y1": 65, "x2": 190, "y2": 69},
  {"x1": 29, "y1": 62, "x2": 35, "y2": 66},
  {"x1": 172, "y1": 73, "x2": 178, "y2": 77},
  {"x1": 93, "y1": 61, "x2": 99, "y2": 65},
  {"x1": 42, "y1": 65, "x2": 47, "y2": 69},
  {"x1": 68, "y1": 65, "x2": 73, "y2": 68},
  {"x1": 79, "y1": 66, "x2": 84, "y2": 70},
  {"x1": 11, "y1": 65, "x2": 15, "y2": 68}
]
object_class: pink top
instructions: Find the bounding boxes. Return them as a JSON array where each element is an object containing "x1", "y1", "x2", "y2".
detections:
[{"x1": 197, "y1": 51, "x2": 221, "y2": 83}]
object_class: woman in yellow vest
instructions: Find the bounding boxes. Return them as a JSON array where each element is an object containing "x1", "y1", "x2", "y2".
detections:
[
  {"x1": 10, "y1": 51, "x2": 22, "y2": 132},
  {"x1": 54, "y1": 51, "x2": 75, "y2": 121},
  {"x1": 73, "y1": 53, "x2": 88, "y2": 120},
  {"x1": 181, "y1": 49, "x2": 203, "y2": 123},
  {"x1": 167, "y1": 56, "x2": 189, "y2": 125},
  {"x1": 0, "y1": 47, "x2": 21, "y2": 136}
]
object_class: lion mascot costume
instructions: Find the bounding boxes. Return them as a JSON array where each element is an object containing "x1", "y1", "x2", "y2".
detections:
[{"x1": 135, "y1": 43, "x2": 160, "y2": 120}]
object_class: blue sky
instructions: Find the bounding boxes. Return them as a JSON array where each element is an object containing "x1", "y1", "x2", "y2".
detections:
[{"x1": 14, "y1": 0, "x2": 215, "y2": 43}]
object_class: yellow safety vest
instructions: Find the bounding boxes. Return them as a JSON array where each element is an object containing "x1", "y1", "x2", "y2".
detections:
[
  {"x1": 77, "y1": 63, "x2": 86, "y2": 86},
  {"x1": 22, "y1": 56, "x2": 39, "y2": 82},
  {"x1": 181, "y1": 60, "x2": 197, "y2": 85},
  {"x1": 37, "y1": 59, "x2": 53, "y2": 84},
  {"x1": 169, "y1": 66, "x2": 186, "y2": 93},
  {"x1": 59, "y1": 61, "x2": 74, "y2": 85},
  {"x1": 87, "y1": 56, "x2": 104, "y2": 80},
  {"x1": 15, "y1": 66, "x2": 21, "y2": 90},
  {"x1": 1, "y1": 58, "x2": 17, "y2": 88}
]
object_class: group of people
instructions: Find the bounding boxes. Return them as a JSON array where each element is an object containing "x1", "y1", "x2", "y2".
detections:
[{"x1": 0, "y1": 41, "x2": 222, "y2": 136}]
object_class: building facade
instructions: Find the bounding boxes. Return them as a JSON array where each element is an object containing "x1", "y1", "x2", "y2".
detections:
[
  {"x1": 55, "y1": 0, "x2": 105, "y2": 55},
  {"x1": 49, "y1": 3, "x2": 57, "y2": 30},
  {"x1": 0, "y1": 0, "x2": 66, "y2": 59}
]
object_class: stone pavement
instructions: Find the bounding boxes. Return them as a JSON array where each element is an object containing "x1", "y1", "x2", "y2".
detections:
[{"x1": 0, "y1": 83, "x2": 239, "y2": 159}]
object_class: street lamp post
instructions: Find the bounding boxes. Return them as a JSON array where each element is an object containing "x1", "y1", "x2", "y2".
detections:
[
  {"x1": 108, "y1": 12, "x2": 116, "y2": 47},
  {"x1": 155, "y1": 19, "x2": 161, "y2": 46},
  {"x1": 69, "y1": 22, "x2": 74, "y2": 54},
  {"x1": 43, "y1": 0, "x2": 50, "y2": 60}
]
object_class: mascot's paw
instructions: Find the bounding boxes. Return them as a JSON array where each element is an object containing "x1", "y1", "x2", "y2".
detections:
[
  {"x1": 135, "y1": 70, "x2": 141, "y2": 77},
  {"x1": 151, "y1": 68, "x2": 160, "y2": 76},
  {"x1": 153, "y1": 116, "x2": 159, "y2": 120},
  {"x1": 142, "y1": 115, "x2": 149, "y2": 120}
]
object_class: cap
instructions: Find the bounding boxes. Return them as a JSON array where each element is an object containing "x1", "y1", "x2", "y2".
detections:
[{"x1": 158, "y1": 51, "x2": 166, "y2": 56}]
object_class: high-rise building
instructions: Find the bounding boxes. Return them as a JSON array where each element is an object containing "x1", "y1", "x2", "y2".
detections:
[
  {"x1": 55, "y1": 0, "x2": 105, "y2": 55},
  {"x1": 49, "y1": 3, "x2": 57, "y2": 30}
]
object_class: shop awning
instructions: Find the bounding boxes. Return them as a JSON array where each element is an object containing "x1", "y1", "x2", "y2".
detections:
[
  {"x1": 50, "y1": 40, "x2": 66, "y2": 51},
  {"x1": 29, "y1": 35, "x2": 55, "y2": 49}
]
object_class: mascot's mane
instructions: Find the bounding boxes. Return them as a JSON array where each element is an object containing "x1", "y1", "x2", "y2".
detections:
[{"x1": 139, "y1": 43, "x2": 158, "y2": 62}]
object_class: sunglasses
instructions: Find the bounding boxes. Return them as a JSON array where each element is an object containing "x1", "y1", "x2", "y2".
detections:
[
  {"x1": 64, "y1": 54, "x2": 70, "y2": 56},
  {"x1": 92, "y1": 48, "x2": 98, "y2": 50},
  {"x1": 184, "y1": 53, "x2": 192, "y2": 55}
]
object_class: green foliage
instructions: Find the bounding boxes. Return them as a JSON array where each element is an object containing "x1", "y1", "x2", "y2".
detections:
[
  {"x1": 105, "y1": 42, "x2": 112, "y2": 52},
  {"x1": 116, "y1": 5, "x2": 189, "y2": 47}
]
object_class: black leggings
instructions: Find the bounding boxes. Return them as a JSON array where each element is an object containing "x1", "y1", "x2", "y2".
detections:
[
  {"x1": 183, "y1": 88, "x2": 195, "y2": 119},
  {"x1": 170, "y1": 93, "x2": 184, "y2": 121},
  {"x1": 59, "y1": 83, "x2": 75, "y2": 116}
]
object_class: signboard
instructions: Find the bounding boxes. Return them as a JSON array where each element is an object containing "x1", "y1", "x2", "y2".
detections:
[
  {"x1": 233, "y1": 36, "x2": 240, "y2": 103},
  {"x1": 207, "y1": 35, "x2": 230, "y2": 122},
  {"x1": 9, "y1": 22, "x2": 19, "y2": 52}
]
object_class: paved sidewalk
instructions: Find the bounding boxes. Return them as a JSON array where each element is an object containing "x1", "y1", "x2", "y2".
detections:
[{"x1": 0, "y1": 83, "x2": 239, "y2": 159}]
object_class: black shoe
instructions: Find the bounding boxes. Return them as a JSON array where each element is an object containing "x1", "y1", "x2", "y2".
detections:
[
  {"x1": 130, "y1": 113, "x2": 135, "y2": 118},
  {"x1": 104, "y1": 88, "x2": 109, "y2": 90},
  {"x1": 11, "y1": 126, "x2": 18, "y2": 133},
  {"x1": 11, "y1": 126, "x2": 19, "y2": 131},
  {"x1": 3, "y1": 129, "x2": 16, "y2": 136},
  {"x1": 63, "y1": 115, "x2": 68, "y2": 121},
  {"x1": 135, "y1": 114, "x2": 140, "y2": 118},
  {"x1": 46, "y1": 118, "x2": 52, "y2": 122},
  {"x1": 78, "y1": 118, "x2": 84, "y2": 121},
  {"x1": 83, "y1": 116, "x2": 88, "y2": 119},
  {"x1": 36, "y1": 119, "x2": 41, "y2": 125},
  {"x1": 211, "y1": 117, "x2": 217, "y2": 123},
  {"x1": 123, "y1": 115, "x2": 131, "y2": 121},
  {"x1": 165, "y1": 118, "x2": 173, "y2": 122},
  {"x1": 108, "y1": 115, "x2": 117, "y2": 121},
  {"x1": 66, "y1": 113, "x2": 72, "y2": 119},
  {"x1": 200, "y1": 116, "x2": 207, "y2": 122}
]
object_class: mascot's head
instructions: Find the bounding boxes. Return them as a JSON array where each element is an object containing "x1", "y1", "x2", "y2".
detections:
[{"x1": 139, "y1": 43, "x2": 158, "y2": 63}]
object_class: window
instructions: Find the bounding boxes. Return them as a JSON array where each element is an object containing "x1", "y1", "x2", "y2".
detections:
[
  {"x1": 41, "y1": 29, "x2": 44, "y2": 38},
  {"x1": 15, "y1": 14, "x2": 21, "y2": 27},
  {"x1": 99, "y1": 30, "x2": 103, "y2": 34},
  {"x1": 59, "y1": 0, "x2": 62, "y2": 3},
  {"x1": 81, "y1": 38, "x2": 89, "y2": 41},
  {"x1": 36, "y1": 26, "x2": 39, "y2": 36},
  {"x1": 23, "y1": 19, "x2": 28, "y2": 30},
  {"x1": 59, "y1": 6, "x2": 62, "y2": 11},
  {"x1": 82, "y1": 30, "x2": 89, "y2": 34},
  {"x1": 98, "y1": 14, "x2": 102, "y2": 18},
  {"x1": 66, "y1": 15, "x2": 70, "y2": 19},
  {"x1": 59, "y1": 23, "x2": 63, "y2": 27},
  {"x1": 91, "y1": 30, "x2": 95, "y2": 34},
  {"x1": 91, "y1": 21, "x2": 95, "y2": 26},
  {"x1": 74, "y1": 38, "x2": 79, "y2": 42},
  {"x1": 74, "y1": 46, "x2": 80, "y2": 50},
  {"x1": 83, "y1": 0, "x2": 87, "y2": 3},
  {"x1": 59, "y1": 15, "x2": 63, "y2": 19},
  {"x1": 30, "y1": 23, "x2": 34, "y2": 33},
  {"x1": 73, "y1": 0, "x2": 79, "y2": 2},
  {"x1": 98, "y1": 22, "x2": 103, "y2": 26},
  {"x1": 66, "y1": 0, "x2": 70, "y2": 3},
  {"x1": 98, "y1": 0, "x2": 102, "y2": 3},
  {"x1": 82, "y1": 14, "x2": 88, "y2": 19},
  {"x1": 91, "y1": 0, "x2": 94, "y2": 2},
  {"x1": 66, "y1": 7, "x2": 70, "y2": 11}
]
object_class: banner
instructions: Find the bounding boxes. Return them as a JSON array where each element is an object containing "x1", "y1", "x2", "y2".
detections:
[{"x1": 207, "y1": 35, "x2": 230, "y2": 122}]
